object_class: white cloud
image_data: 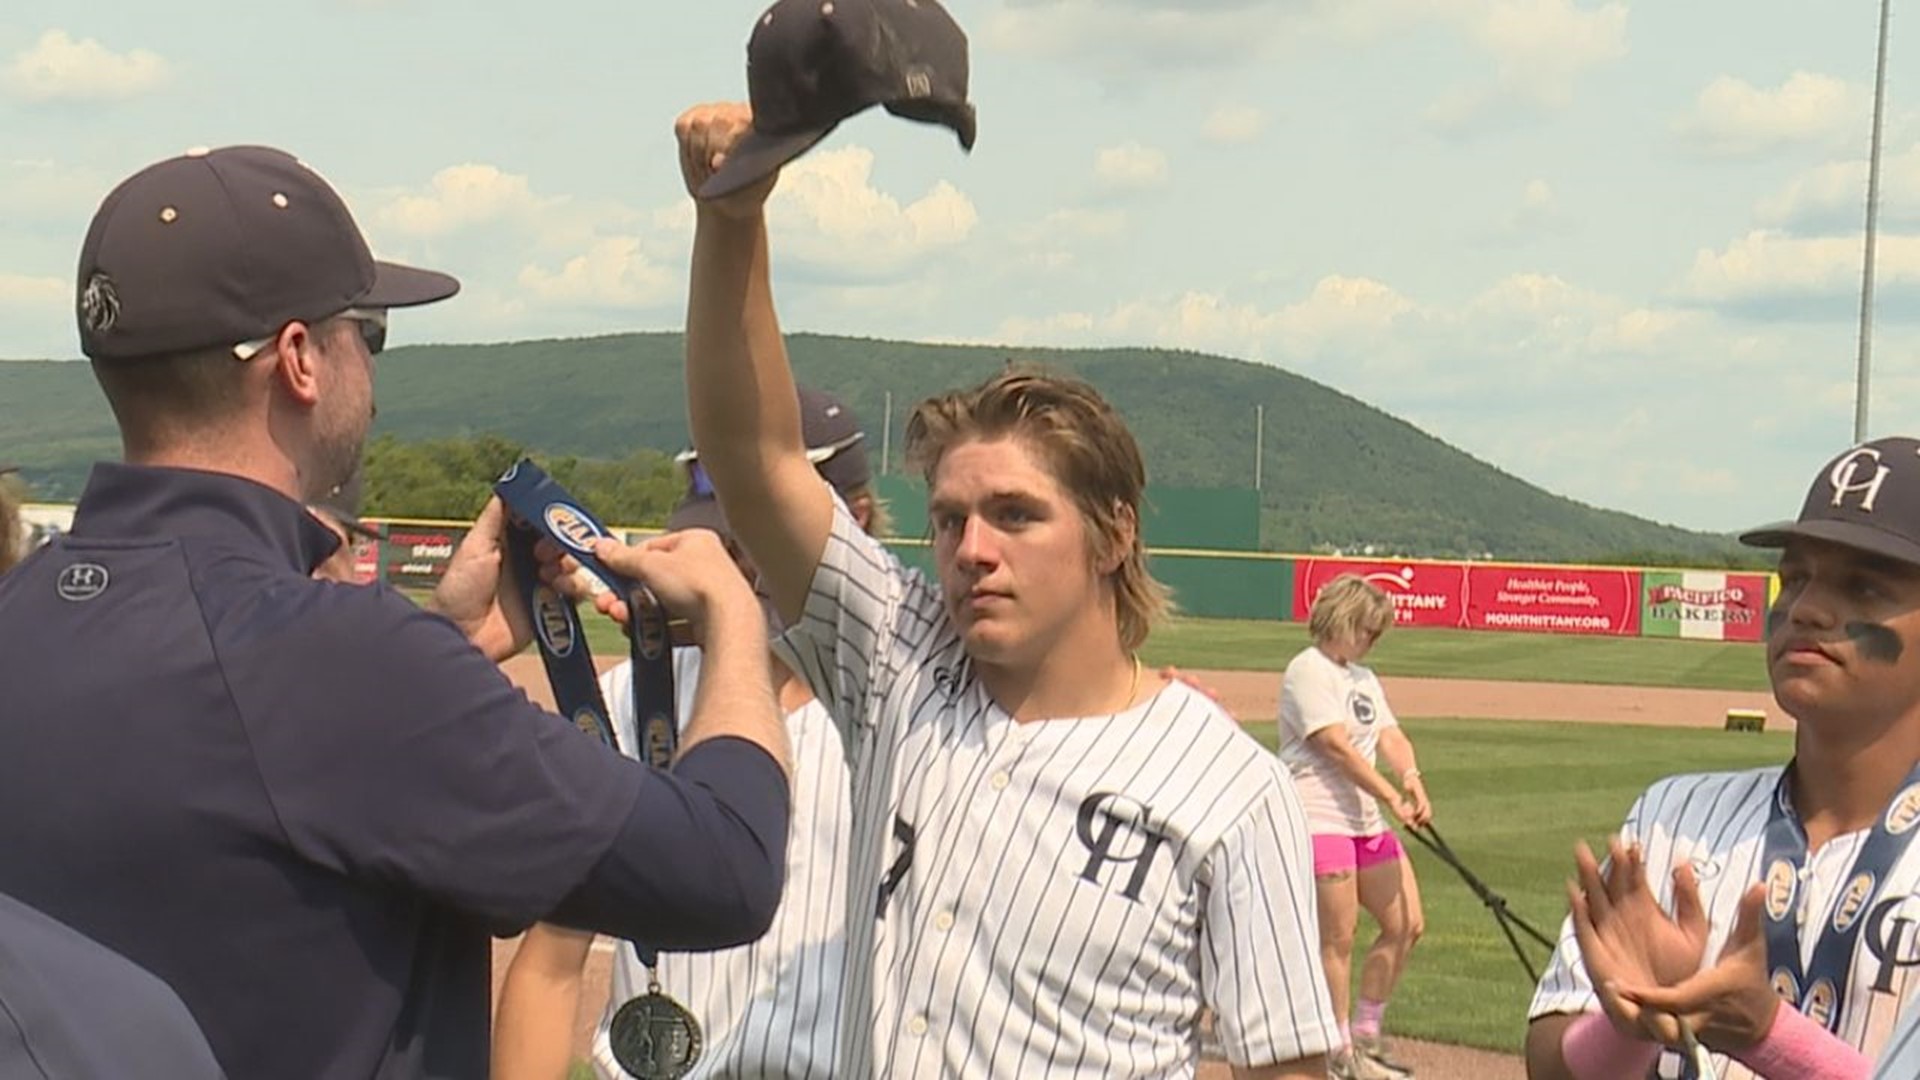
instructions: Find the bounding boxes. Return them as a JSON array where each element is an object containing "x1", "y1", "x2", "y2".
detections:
[
  {"x1": 1677, "y1": 230, "x2": 1900, "y2": 310},
  {"x1": 1094, "y1": 142, "x2": 1170, "y2": 190},
  {"x1": 1422, "y1": 0, "x2": 1628, "y2": 134},
  {"x1": 517, "y1": 236, "x2": 678, "y2": 310},
  {"x1": 373, "y1": 164, "x2": 567, "y2": 238},
  {"x1": 765, "y1": 146, "x2": 978, "y2": 280},
  {"x1": 1006, "y1": 207, "x2": 1129, "y2": 270},
  {"x1": 1676, "y1": 72, "x2": 1862, "y2": 157},
  {"x1": 1202, "y1": 104, "x2": 1267, "y2": 143},
  {"x1": 1755, "y1": 144, "x2": 1920, "y2": 236},
  {"x1": 2, "y1": 30, "x2": 168, "y2": 103}
]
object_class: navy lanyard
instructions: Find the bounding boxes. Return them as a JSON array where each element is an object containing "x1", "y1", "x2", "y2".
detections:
[
  {"x1": 494, "y1": 458, "x2": 679, "y2": 969},
  {"x1": 1759, "y1": 761, "x2": 1920, "y2": 1031}
]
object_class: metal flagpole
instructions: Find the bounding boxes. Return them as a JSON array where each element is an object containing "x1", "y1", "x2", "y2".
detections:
[
  {"x1": 881, "y1": 391, "x2": 893, "y2": 475},
  {"x1": 1254, "y1": 404, "x2": 1264, "y2": 491},
  {"x1": 1856, "y1": 0, "x2": 1894, "y2": 442}
]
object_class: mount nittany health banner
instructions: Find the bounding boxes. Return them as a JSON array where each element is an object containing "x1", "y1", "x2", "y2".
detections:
[{"x1": 1640, "y1": 571, "x2": 1771, "y2": 642}]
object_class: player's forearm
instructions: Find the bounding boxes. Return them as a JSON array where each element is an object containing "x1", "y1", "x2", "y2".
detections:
[
  {"x1": 1376, "y1": 727, "x2": 1419, "y2": 780},
  {"x1": 492, "y1": 926, "x2": 594, "y2": 1080},
  {"x1": 683, "y1": 209, "x2": 832, "y2": 622},
  {"x1": 685, "y1": 210, "x2": 802, "y2": 488}
]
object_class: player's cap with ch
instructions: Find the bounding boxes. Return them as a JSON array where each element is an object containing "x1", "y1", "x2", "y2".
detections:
[
  {"x1": 700, "y1": 0, "x2": 976, "y2": 199},
  {"x1": 76, "y1": 145, "x2": 459, "y2": 361},
  {"x1": 1742, "y1": 436, "x2": 1920, "y2": 565}
]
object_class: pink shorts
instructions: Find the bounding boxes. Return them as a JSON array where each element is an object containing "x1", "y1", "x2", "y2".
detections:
[{"x1": 1311, "y1": 832, "x2": 1406, "y2": 876}]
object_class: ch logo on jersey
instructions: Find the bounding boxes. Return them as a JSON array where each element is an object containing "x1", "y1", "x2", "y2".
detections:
[
  {"x1": 876, "y1": 816, "x2": 917, "y2": 917},
  {"x1": 1886, "y1": 784, "x2": 1920, "y2": 835},
  {"x1": 1865, "y1": 894, "x2": 1920, "y2": 993},
  {"x1": 1764, "y1": 858, "x2": 1798, "y2": 923},
  {"x1": 532, "y1": 585, "x2": 576, "y2": 657},
  {"x1": 1828, "y1": 447, "x2": 1894, "y2": 512},
  {"x1": 544, "y1": 503, "x2": 607, "y2": 554},
  {"x1": 1075, "y1": 792, "x2": 1171, "y2": 903},
  {"x1": 1348, "y1": 691, "x2": 1378, "y2": 726},
  {"x1": 1834, "y1": 872, "x2": 1876, "y2": 934},
  {"x1": 1804, "y1": 979, "x2": 1837, "y2": 1028},
  {"x1": 56, "y1": 563, "x2": 110, "y2": 602}
]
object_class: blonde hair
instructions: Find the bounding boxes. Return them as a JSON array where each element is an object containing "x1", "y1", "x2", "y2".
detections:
[
  {"x1": 1308, "y1": 574, "x2": 1394, "y2": 645},
  {"x1": 904, "y1": 367, "x2": 1168, "y2": 651}
]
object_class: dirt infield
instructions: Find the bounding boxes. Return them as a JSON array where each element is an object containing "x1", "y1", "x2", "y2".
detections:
[{"x1": 491, "y1": 659, "x2": 1778, "y2": 1077}]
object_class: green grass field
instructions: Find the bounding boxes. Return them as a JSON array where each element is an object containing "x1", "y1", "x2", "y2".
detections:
[{"x1": 572, "y1": 611, "x2": 1768, "y2": 691}]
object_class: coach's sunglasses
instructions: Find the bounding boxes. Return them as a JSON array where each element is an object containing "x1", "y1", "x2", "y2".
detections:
[{"x1": 233, "y1": 307, "x2": 388, "y2": 361}]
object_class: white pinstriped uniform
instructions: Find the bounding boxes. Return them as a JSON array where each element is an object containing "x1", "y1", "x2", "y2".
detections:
[
  {"x1": 1530, "y1": 766, "x2": 1920, "y2": 1079},
  {"x1": 1876, "y1": 994, "x2": 1920, "y2": 1078},
  {"x1": 776, "y1": 501, "x2": 1339, "y2": 1079},
  {"x1": 589, "y1": 649, "x2": 851, "y2": 1080}
]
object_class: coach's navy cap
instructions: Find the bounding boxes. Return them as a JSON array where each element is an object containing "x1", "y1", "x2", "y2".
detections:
[
  {"x1": 77, "y1": 145, "x2": 458, "y2": 361},
  {"x1": 700, "y1": 0, "x2": 976, "y2": 199},
  {"x1": 1741, "y1": 436, "x2": 1920, "y2": 566}
]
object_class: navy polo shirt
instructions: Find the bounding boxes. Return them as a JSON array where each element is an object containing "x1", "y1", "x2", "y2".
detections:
[{"x1": 0, "y1": 464, "x2": 788, "y2": 1079}]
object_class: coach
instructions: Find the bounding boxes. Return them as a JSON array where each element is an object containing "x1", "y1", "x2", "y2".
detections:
[{"x1": 0, "y1": 146, "x2": 792, "y2": 1079}]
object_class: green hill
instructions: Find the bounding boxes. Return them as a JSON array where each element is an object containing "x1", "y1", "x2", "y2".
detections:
[{"x1": 0, "y1": 331, "x2": 1752, "y2": 563}]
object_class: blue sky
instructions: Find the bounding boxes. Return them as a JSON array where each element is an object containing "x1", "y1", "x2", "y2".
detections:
[{"x1": 0, "y1": 1, "x2": 1913, "y2": 534}]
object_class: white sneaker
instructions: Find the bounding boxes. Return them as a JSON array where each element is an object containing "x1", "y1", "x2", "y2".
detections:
[
  {"x1": 1354, "y1": 1035, "x2": 1413, "y2": 1078},
  {"x1": 1328, "y1": 1047, "x2": 1402, "y2": 1080}
]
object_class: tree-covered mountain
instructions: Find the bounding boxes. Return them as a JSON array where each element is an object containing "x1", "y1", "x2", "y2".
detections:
[{"x1": 0, "y1": 331, "x2": 1756, "y2": 564}]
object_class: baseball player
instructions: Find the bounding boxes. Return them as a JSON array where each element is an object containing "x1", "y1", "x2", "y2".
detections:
[
  {"x1": 669, "y1": 101, "x2": 1338, "y2": 1079},
  {"x1": 1527, "y1": 437, "x2": 1920, "y2": 1080},
  {"x1": 494, "y1": 398, "x2": 880, "y2": 1080}
]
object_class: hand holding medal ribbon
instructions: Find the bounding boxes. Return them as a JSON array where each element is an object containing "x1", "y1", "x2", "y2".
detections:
[{"x1": 492, "y1": 459, "x2": 704, "y2": 1080}]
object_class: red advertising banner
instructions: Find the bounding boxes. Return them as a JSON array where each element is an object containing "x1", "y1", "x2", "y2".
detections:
[
  {"x1": 1464, "y1": 565, "x2": 1642, "y2": 637},
  {"x1": 1292, "y1": 559, "x2": 1468, "y2": 628}
]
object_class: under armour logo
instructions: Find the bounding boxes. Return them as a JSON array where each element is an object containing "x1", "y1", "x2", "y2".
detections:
[
  {"x1": 932, "y1": 667, "x2": 959, "y2": 699},
  {"x1": 56, "y1": 563, "x2": 110, "y2": 602},
  {"x1": 1075, "y1": 792, "x2": 1169, "y2": 903},
  {"x1": 1829, "y1": 448, "x2": 1893, "y2": 512},
  {"x1": 79, "y1": 272, "x2": 120, "y2": 334}
]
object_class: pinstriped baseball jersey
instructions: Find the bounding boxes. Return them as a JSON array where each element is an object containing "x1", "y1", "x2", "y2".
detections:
[
  {"x1": 589, "y1": 649, "x2": 851, "y2": 1080},
  {"x1": 1876, "y1": 994, "x2": 1920, "y2": 1077},
  {"x1": 777, "y1": 501, "x2": 1339, "y2": 1079},
  {"x1": 1530, "y1": 766, "x2": 1920, "y2": 1079}
]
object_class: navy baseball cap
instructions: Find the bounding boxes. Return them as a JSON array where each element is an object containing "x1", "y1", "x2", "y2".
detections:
[
  {"x1": 701, "y1": 0, "x2": 977, "y2": 199},
  {"x1": 672, "y1": 385, "x2": 872, "y2": 531},
  {"x1": 1741, "y1": 436, "x2": 1920, "y2": 566},
  {"x1": 77, "y1": 145, "x2": 459, "y2": 361}
]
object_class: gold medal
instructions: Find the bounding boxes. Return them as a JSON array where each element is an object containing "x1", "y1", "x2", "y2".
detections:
[{"x1": 608, "y1": 991, "x2": 702, "y2": 1079}]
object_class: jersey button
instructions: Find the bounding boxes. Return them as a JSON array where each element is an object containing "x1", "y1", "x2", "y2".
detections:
[
  {"x1": 990, "y1": 771, "x2": 1010, "y2": 790},
  {"x1": 908, "y1": 1016, "x2": 929, "y2": 1036},
  {"x1": 934, "y1": 910, "x2": 955, "y2": 931}
]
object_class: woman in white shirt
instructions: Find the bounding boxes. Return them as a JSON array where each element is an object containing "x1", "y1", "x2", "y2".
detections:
[{"x1": 1279, "y1": 574, "x2": 1432, "y2": 1080}]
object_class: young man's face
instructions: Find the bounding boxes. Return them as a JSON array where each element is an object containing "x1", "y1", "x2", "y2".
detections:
[
  {"x1": 1769, "y1": 536, "x2": 1920, "y2": 728},
  {"x1": 928, "y1": 436, "x2": 1110, "y2": 670}
]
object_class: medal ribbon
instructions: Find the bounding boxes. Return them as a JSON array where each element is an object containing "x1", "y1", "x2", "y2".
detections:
[{"x1": 494, "y1": 458, "x2": 679, "y2": 972}]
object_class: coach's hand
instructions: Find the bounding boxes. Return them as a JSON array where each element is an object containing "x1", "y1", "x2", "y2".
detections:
[
  {"x1": 1615, "y1": 884, "x2": 1779, "y2": 1053},
  {"x1": 675, "y1": 102, "x2": 777, "y2": 216},
  {"x1": 587, "y1": 530, "x2": 758, "y2": 639},
  {"x1": 1567, "y1": 838, "x2": 1710, "y2": 1037},
  {"x1": 429, "y1": 497, "x2": 534, "y2": 663}
]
